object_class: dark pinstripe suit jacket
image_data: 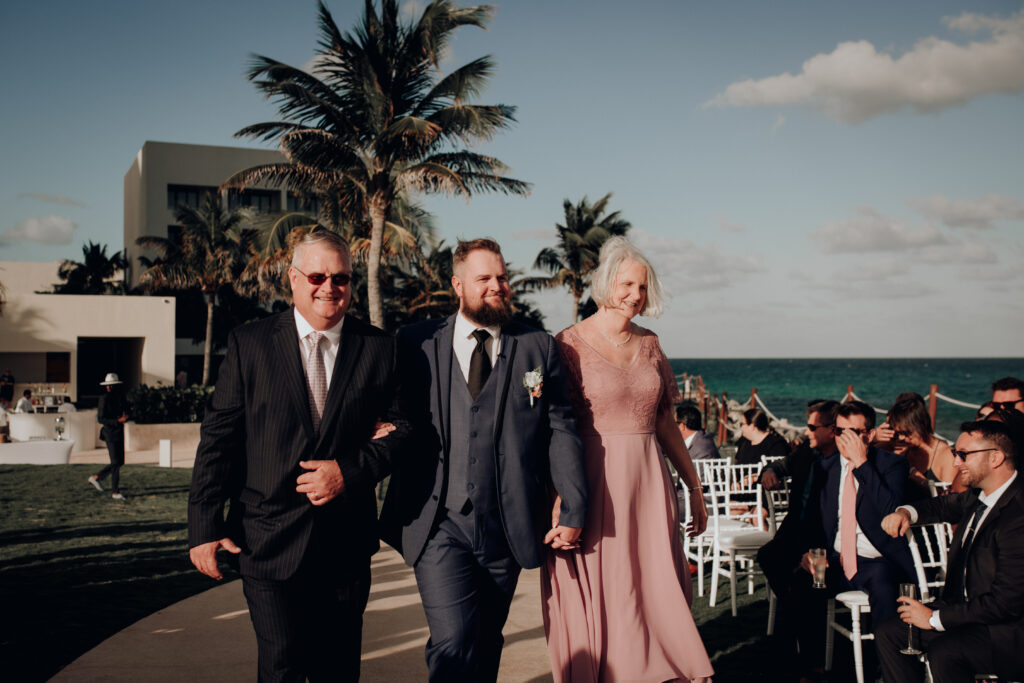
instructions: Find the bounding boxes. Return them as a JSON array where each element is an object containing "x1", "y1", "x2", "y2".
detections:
[{"x1": 188, "y1": 310, "x2": 408, "y2": 581}]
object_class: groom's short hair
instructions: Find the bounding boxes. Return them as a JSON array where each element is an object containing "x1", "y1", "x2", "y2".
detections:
[{"x1": 453, "y1": 238, "x2": 503, "y2": 273}]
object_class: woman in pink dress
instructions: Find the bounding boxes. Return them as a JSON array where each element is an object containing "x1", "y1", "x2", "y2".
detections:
[{"x1": 542, "y1": 236, "x2": 714, "y2": 682}]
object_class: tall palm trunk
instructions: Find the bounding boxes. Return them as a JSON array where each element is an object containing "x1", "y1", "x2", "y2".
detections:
[
  {"x1": 202, "y1": 293, "x2": 215, "y2": 385},
  {"x1": 571, "y1": 291, "x2": 580, "y2": 324},
  {"x1": 367, "y1": 197, "x2": 388, "y2": 330}
]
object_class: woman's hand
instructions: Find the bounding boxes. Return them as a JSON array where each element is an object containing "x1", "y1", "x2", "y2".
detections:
[
  {"x1": 686, "y1": 489, "x2": 708, "y2": 537},
  {"x1": 551, "y1": 494, "x2": 562, "y2": 528}
]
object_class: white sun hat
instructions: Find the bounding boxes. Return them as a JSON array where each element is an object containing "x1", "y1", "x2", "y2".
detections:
[{"x1": 99, "y1": 373, "x2": 123, "y2": 386}]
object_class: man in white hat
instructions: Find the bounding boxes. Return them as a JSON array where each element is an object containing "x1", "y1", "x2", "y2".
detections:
[{"x1": 89, "y1": 373, "x2": 129, "y2": 500}]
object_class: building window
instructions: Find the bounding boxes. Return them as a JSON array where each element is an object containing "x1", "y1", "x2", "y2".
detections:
[
  {"x1": 46, "y1": 352, "x2": 71, "y2": 383},
  {"x1": 167, "y1": 185, "x2": 218, "y2": 211},
  {"x1": 286, "y1": 191, "x2": 321, "y2": 216},
  {"x1": 227, "y1": 189, "x2": 280, "y2": 213}
]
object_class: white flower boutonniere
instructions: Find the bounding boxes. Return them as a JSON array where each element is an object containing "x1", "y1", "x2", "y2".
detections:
[{"x1": 523, "y1": 367, "x2": 544, "y2": 407}]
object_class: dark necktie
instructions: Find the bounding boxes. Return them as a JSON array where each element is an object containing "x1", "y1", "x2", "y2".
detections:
[
  {"x1": 467, "y1": 329, "x2": 492, "y2": 400},
  {"x1": 958, "y1": 498, "x2": 988, "y2": 599}
]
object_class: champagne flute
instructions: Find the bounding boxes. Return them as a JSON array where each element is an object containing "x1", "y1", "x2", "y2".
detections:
[
  {"x1": 898, "y1": 583, "x2": 923, "y2": 655},
  {"x1": 810, "y1": 548, "x2": 827, "y2": 589}
]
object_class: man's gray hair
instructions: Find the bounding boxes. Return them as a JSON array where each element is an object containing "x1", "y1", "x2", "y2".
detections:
[
  {"x1": 589, "y1": 236, "x2": 665, "y2": 318},
  {"x1": 291, "y1": 229, "x2": 351, "y2": 266}
]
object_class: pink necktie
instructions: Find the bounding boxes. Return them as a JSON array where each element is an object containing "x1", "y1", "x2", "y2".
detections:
[
  {"x1": 305, "y1": 332, "x2": 327, "y2": 433},
  {"x1": 840, "y1": 467, "x2": 858, "y2": 580}
]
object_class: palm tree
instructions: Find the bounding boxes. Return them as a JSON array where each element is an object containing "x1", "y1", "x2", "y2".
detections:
[
  {"x1": 53, "y1": 242, "x2": 128, "y2": 294},
  {"x1": 522, "y1": 193, "x2": 631, "y2": 324},
  {"x1": 225, "y1": 0, "x2": 529, "y2": 329},
  {"x1": 135, "y1": 193, "x2": 255, "y2": 385}
]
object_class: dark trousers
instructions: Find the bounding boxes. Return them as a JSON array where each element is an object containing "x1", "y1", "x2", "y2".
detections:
[
  {"x1": 787, "y1": 555, "x2": 904, "y2": 669},
  {"x1": 877, "y1": 616, "x2": 993, "y2": 683},
  {"x1": 413, "y1": 509, "x2": 521, "y2": 683},
  {"x1": 96, "y1": 439, "x2": 125, "y2": 492},
  {"x1": 243, "y1": 554, "x2": 371, "y2": 683}
]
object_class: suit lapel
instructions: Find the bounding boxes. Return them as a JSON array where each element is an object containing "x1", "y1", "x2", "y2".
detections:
[
  {"x1": 316, "y1": 315, "x2": 364, "y2": 449},
  {"x1": 492, "y1": 330, "x2": 518, "y2": 445},
  {"x1": 433, "y1": 316, "x2": 456, "y2": 454},
  {"x1": 272, "y1": 310, "x2": 315, "y2": 441}
]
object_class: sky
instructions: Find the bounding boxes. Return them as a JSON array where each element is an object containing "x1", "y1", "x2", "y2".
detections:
[{"x1": 1, "y1": 0, "x2": 1022, "y2": 357}]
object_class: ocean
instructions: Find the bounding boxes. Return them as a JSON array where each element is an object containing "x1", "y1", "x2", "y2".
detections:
[{"x1": 668, "y1": 358, "x2": 1024, "y2": 441}]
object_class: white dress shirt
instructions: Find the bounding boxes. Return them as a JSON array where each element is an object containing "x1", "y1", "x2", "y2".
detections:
[
  {"x1": 900, "y1": 471, "x2": 1018, "y2": 631},
  {"x1": 832, "y1": 455, "x2": 883, "y2": 559},
  {"x1": 452, "y1": 312, "x2": 501, "y2": 383},
  {"x1": 684, "y1": 432, "x2": 696, "y2": 450},
  {"x1": 294, "y1": 309, "x2": 344, "y2": 389}
]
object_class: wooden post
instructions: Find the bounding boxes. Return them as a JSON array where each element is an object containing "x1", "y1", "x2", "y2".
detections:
[
  {"x1": 928, "y1": 384, "x2": 938, "y2": 430},
  {"x1": 751, "y1": 387, "x2": 758, "y2": 410},
  {"x1": 845, "y1": 385, "x2": 854, "y2": 403},
  {"x1": 717, "y1": 392, "x2": 729, "y2": 446},
  {"x1": 701, "y1": 391, "x2": 709, "y2": 430}
]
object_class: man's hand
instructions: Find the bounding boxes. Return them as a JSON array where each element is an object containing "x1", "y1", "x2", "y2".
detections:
[
  {"x1": 882, "y1": 509, "x2": 912, "y2": 538},
  {"x1": 837, "y1": 429, "x2": 868, "y2": 467},
  {"x1": 189, "y1": 538, "x2": 241, "y2": 580},
  {"x1": 799, "y1": 551, "x2": 828, "y2": 575},
  {"x1": 296, "y1": 459, "x2": 345, "y2": 506},
  {"x1": 875, "y1": 422, "x2": 895, "y2": 444},
  {"x1": 372, "y1": 421, "x2": 396, "y2": 440},
  {"x1": 761, "y1": 468, "x2": 781, "y2": 490},
  {"x1": 897, "y1": 596, "x2": 934, "y2": 630},
  {"x1": 544, "y1": 525, "x2": 582, "y2": 550},
  {"x1": 117, "y1": 415, "x2": 128, "y2": 424}
]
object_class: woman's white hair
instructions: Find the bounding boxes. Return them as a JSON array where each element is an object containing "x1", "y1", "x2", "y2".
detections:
[{"x1": 589, "y1": 236, "x2": 665, "y2": 318}]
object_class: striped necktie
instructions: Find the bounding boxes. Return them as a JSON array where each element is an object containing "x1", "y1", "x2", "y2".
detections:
[{"x1": 305, "y1": 331, "x2": 327, "y2": 433}]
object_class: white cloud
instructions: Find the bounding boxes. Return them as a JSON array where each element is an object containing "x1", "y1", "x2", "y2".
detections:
[
  {"x1": 632, "y1": 229, "x2": 765, "y2": 292},
  {"x1": 714, "y1": 213, "x2": 747, "y2": 234},
  {"x1": 958, "y1": 265, "x2": 1020, "y2": 281},
  {"x1": 0, "y1": 215, "x2": 76, "y2": 245},
  {"x1": 906, "y1": 194, "x2": 1024, "y2": 229},
  {"x1": 704, "y1": 10, "x2": 1024, "y2": 123},
  {"x1": 770, "y1": 114, "x2": 786, "y2": 135},
  {"x1": 915, "y1": 241, "x2": 997, "y2": 264},
  {"x1": 18, "y1": 192, "x2": 87, "y2": 207},
  {"x1": 835, "y1": 256, "x2": 910, "y2": 282},
  {"x1": 808, "y1": 207, "x2": 947, "y2": 253}
]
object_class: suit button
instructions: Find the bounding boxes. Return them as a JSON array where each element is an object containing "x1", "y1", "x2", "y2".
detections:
[
  {"x1": 471, "y1": 406, "x2": 479, "y2": 413},
  {"x1": 467, "y1": 483, "x2": 475, "y2": 490},
  {"x1": 471, "y1": 431, "x2": 477, "y2": 437},
  {"x1": 432, "y1": 495, "x2": 438, "y2": 501},
  {"x1": 470, "y1": 458, "x2": 477, "y2": 465}
]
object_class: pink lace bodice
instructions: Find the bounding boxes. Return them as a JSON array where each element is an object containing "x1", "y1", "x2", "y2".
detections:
[{"x1": 555, "y1": 327, "x2": 680, "y2": 436}]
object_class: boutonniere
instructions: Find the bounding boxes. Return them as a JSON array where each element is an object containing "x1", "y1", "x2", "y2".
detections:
[{"x1": 523, "y1": 367, "x2": 543, "y2": 407}]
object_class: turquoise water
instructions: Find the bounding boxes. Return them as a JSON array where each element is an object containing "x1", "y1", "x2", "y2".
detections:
[{"x1": 668, "y1": 358, "x2": 1024, "y2": 440}]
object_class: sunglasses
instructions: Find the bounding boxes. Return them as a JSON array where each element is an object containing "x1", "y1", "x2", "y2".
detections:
[
  {"x1": 890, "y1": 428, "x2": 912, "y2": 439},
  {"x1": 992, "y1": 399, "x2": 1023, "y2": 411},
  {"x1": 951, "y1": 447, "x2": 998, "y2": 460},
  {"x1": 806, "y1": 423, "x2": 833, "y2": 432},
  {"x1": 834, "y1": 426, "x2": 871, "y2": 436},
  {"x1": 292, "y1": 265, "x2": 351, "y2": 287}
]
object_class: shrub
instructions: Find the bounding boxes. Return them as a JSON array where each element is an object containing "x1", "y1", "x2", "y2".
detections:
[{"x1": 126, "y1": 384, "x2": 214, "y2": 424}]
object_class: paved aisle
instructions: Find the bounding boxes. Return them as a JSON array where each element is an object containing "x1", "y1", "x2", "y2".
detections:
[{"x1": 51, "y1": 545, "x2": 554, "y2": 682}]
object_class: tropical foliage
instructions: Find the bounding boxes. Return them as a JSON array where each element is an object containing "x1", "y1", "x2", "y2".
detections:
[
  {"x1": 126, "y1": 384, "x2": 215, "y2": 424},
  {"x1": 51, "y1": 241, "x2": 127, "y2": 294},
  {"x1": 521, "y1": 193, "x2": 631, "y2": 324},
  {"x1": 135, "y1": 193, "x2": 255, "y2": 385},
  {"x1": 225, "y1": 0, "x2": 529, "y2": 329}
]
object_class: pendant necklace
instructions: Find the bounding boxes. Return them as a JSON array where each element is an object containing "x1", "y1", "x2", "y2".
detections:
[{"x1": 598, "y1": 326, "x2": 631, "y2": 348}]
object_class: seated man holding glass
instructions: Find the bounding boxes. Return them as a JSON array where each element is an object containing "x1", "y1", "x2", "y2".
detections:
[{"x1": 877, "y1": 419, "x2": 1024, "y2": 683}]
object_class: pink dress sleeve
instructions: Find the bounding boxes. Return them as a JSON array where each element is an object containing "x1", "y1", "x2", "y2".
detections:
[{"x1": 653, "y1": 335, "x2": 681, "y2": 416}]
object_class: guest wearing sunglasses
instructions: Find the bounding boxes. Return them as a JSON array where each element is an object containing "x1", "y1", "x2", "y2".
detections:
[
  {"x1": 884, "y1": 395, "x2": 964, "y2": 498},
  {"x1": 991, "y1": 376, "x2": 1024, "y2": 415}
]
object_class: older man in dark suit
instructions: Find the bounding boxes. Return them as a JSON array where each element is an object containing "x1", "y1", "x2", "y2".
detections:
[
  {"x1": 878, "y1": 419, "x2": 1024, "y2": 683},
  {"x1": 381, "y1": 238, "x2": 587, "y2": 682},
  {"x1": 188, "y1": 230, "x2": 408, "y2": 682}
]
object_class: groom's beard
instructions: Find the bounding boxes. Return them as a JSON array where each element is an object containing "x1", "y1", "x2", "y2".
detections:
[{"x1": 463, "y1": 296, "x2": 512, "y2": 327}]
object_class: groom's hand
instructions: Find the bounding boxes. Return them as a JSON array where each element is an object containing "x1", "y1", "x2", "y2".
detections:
[
  {"x1": 545, "y1": 525, "x2": 582, "y2": 550},
  {"x1": 297, "y1": 460, "x2": 345, "y2": 506},
  {"x1": 190, "y1": 538, "x2": 241, "y2": 580}
]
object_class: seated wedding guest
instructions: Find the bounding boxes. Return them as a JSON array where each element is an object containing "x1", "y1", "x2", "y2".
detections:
[
  {"x1": 991, "y1": 376, "x2": 1024, "y2": 415},
  {"x1": 14, "y1": 390, "x2": 33, "y2": 413},
  {"x1": 735, "y1": 407, "x2": 789, "y2": 465},
  {"x1": 676, "y1": 403, "x2": 720, "y2": 460},
  {"x1": 787, "y1": 400, "x2": 913, "y2": 682},
  {"x1": 877, "y1": 420, "x2": 1024, "y2": 683},
  {"x1": 875, "y1": 392, "x2": 926, "y2": 444},
  {"x1": 886, "y1": 395, "x2": 964, "y2": 497}
]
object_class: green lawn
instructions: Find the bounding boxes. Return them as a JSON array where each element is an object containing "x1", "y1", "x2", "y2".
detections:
[{"x1": 0, "y1": 465, "x2": 860, "y2": 682}]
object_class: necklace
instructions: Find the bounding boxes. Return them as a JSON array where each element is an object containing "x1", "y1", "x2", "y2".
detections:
[{"x1": 597, "y1": 326, "x2": 632, "y2": 348}]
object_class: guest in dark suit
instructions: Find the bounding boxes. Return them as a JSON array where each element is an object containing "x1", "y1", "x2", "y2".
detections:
[
  {"x1": 380, "y1": 238, "x2": 587, "y2": 682},
  {"x1": 787, "y1": 400, "x2": 912, "y2": 679},
  {"x1": 675, "y1": 402, "x2": 720, "y2": 460},
  {"x1": 188, "y1": 230, "x2": 408, "y2": 682},
  {"x1": 89, "y1": 373, "x2": 129, "y2": 500},
  {"x1": 878, "y1": 419, "x2": 1024, "y2": 683}
]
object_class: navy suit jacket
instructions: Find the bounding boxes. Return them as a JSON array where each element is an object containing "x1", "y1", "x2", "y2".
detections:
[
  {"x1": 380, "y1": 315, "x2": 587, "y2": 570},
  {"x1": 913, "y1": 477, "x2": 1024, "y2": 678},
  {"x1": 820, "y1": 446, "x2": 914, "y2": 580},
  {"x1": 188, "y1": 311, "x2": 409, "y2": 580}
]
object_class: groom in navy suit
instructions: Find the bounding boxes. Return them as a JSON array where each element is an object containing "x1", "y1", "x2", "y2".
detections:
[{"x1": 381, "y1": 238, "x2": 588, "y2": 682}]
